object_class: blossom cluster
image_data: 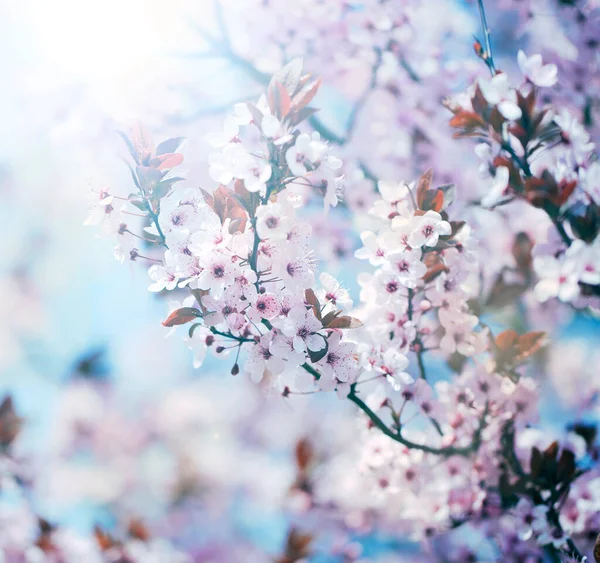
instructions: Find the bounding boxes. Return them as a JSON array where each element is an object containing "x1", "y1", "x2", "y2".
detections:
[
  {"x1": 447, "y1": 48, "x2": 600, "y2": 310},
  {"x1": 83, "y1": 5, "x2": 600, "y2": 562}
]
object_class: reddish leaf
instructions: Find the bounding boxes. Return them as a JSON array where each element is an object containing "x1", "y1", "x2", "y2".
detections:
[
  {"x1": 94, "y1": 527, "x2": 119, "y2": 551},
  {"x1": 295, "y1": 439, "x2": 313, "y2": 471},
  {"x1": 151, "y1": 153, "x2": 184, "y2": 171},
  {"x1": 292, "y1": 77, "x2": 322, "y2": 112},
  {"x1": 305, "y1": 289, "x2": 321, "y2": 321},
  {"x1": 276, "y1": 82, "x2": 292, "y2": 118},
  {"x1": 272, "y1": 58, "x2": 303, "y2": 96},
  {"x1": 0, "y1": 396, "x2": 22, "y2": 448},
  {"x1": 326, "y1": 316, "x2": 363, "y2": 329},
  {"x1": 128, "y1": 519, "x2": 150, "y2": 542},
  {"x1": 162, "y1": 307, "x2": 202, "y2": 327},
  {"x1": 416, "y1": 169, "x2": 433, "y2": 208}
]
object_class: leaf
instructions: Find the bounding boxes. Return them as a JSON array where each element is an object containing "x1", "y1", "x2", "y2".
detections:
[
  {"x1": 0, "y1": 396, "x2": 22, "y2": 448},
  {"x1": 276, "y1": 82, "x2": 293, "y2": 118},
  {"x1": 544, "y1": 441, "x2": 559, "y2": 463},
  {"x1": 486, "y1": 275, "x2": 528, "y2": 309},
  {"x1": 294, "y1": 439, "x2": 313, "y2": 471},
  {"x1": 292, "y1": 77, "x2": 322, "y2": 112},
  {"x1": 326, "y1": 316, "x2": 363, "y2": 329},
  {"x1": 514, "y1": 331, "x2": 546, "y2": 363},
  {"x1": 415, "y1": 169, "x2": 446, "y2": 212},
  {"x1": 307, "y1": 339, "x2": 328, "y2": 363},
  {"x1": 117, "y1": 130, "x2": 140, "y2": 165},
  {"x1": 156, "y1": 137, "x2": 185, "y2": 155},
  {"x1": 190, "y1": 288, "x2": 210, "y2": 315},
  {"x1": 493, "y1": 329, "x2": 546, "y2": 372},
  {"x1": 320, "y1": 310, "x2": 341, "y2": 327},
  {"x1": 162, "y1": 307, "x2": 202, "y2": 327},
  {"x1": 556, "y1": 449, "x2": 576, "y2": 483},
  {"x1": 136, "y1": 166, "x2": 164, "y2": 192},
  {"x1": 150, "y1": 153, "x2": 184, "y2": 170},
  {"x1": 276, "y1": 527, "x2": 313, "y2": 563},
  {"x1": 128, "y1": 193, "x2": 148, "y2": 212},
  {"x1": 188, "y1": 323, "x2": 204, "y2": 338},
  {"x1": 94, "y1": 526, "x2": 119, "y2": 551},
  {"x1": 130, "y1": 123, "x2": 155, "y2": 165},
  {"x1": 422, "y1": 253, "x2": 449, "y2": 283},
  {"x1": 438, "y1": 184, "x2": 456, "y2": 210},
  {"x1": 273, "y1": 58, "x2": 304, "y2": 96},
  {"x1": 512, "y1": 232, "x2": 533, "y2": 273},
  {"x1": 245, "y1": 102, "x2": 264, "y2": 126},
  {"x1": 128, "y1": 519, "x2": 150, "y2": 541},
  {"x1": 495, "y1": 329, "x2": 519, "y2": 352},
  {"x1": 305, "y1": 289, "x2": 321, "y2": 321},
  {"x1": 416, "y1": 168, "x2": 433, "y2": 208},
  {"x1": 530, "y1": 446, "x2": 543, "y2": 478},
  {"x1": 594, "y1": 532, "x2": 600, "y2": 563},
  {"x1": 151, "y1": 177, "x2": 185, "y2": 200},
  {"x1": 289, "y1": 106, "x2": 320, "y2": 127},
  {"x1": 121, "y1": 158, "x2": 141, "y2": 190}
]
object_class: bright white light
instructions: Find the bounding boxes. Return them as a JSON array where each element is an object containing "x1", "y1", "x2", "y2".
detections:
[{"x1": 20, "y1": 0, "x2": 169, "y2": 82}]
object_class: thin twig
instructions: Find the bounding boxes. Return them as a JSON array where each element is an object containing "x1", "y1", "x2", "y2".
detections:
[{"x1": 477, "y1": 0, "x2": 496, "y2": 75}]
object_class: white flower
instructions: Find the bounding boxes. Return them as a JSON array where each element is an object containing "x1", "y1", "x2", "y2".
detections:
[
  {"x1": 537, "y1": 527, "x2": 567, "y2": 550},
  {"x1": 271, "y1": 249, "x2": 315, "y2": 290},
  {"x1": 261, "y1": 114, "x2": 293, "y2": 145},
  {"x1": 202, "y1": 293, "x2": 245, "y2": 332},
  {"x1": 243, "y1": 160, "x2": 272, "y2": 194},
  {"x1": 83, "y1": 190, "x2": 115, "y2": 226},
  {"x1": 376, "y1": 348, "x2": 412, "y2": 391},
  {"x1": 206, "y1": 115, "x2": 239, "y2": 148},
  {"x1": 479, "y1": 73, "x2": 522, "y2": 121},
  {"x1": 246, "y1": 292, "x2": 279, "y2": 323},
  {"x1": 386, "y1": 251, "x2": 427, "y2": 288},
  {"x1": 255, "y1": 202, "x2": 288, "y2": 240},
  {"x1": 481, "y1": 166, "x2": 510, "y2": 208},
  {"x1": 315, "y1": 331, "x2": 358, "y2": 388},
  {"x1": 195, "y1": 254, "x2": 235, "y2": 296},
  {"x1": 286, "y1": 133, "x2": 314, "y2": 177},
  {"x1": 517, "y1": 50, "x2": 558, "y2": 88},
  {"x1": 317, "y1": 272, "x2": 353, "y2": 310},
  {"x1": 554, "y1": 110, "x2": 595, "y2": 165},
  {"x1": 148, "y1": 251, "x2": 179, "y2": 292},
  {"x1": 355, "y1": 231, "x2": 389, "y2": 265},
  {"x1": 513, "y1": 498, "x2": 549, "y2": 541},
  {"x1": 276, "y1": 307, "x2": 325, "y2": 355},
  {"x1": 408, "y1": 210, "x2": 451, "y2": 248},
  {"x1": 285, "y1": 132, "x2": 328, "y2": 177},
  {"x1": 245, "y1": 333, "x2": 285, "y2": 383},
  {"x1": 533, "y1": 255, "x2": 580, "y2": 303}
]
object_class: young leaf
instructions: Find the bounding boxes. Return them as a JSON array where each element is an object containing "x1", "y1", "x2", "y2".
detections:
[
  {"x1": 326, "y1": 316, "x2": 363, "y2": 329},
  {"x1": 156, "y1": 137, "x2": 185, "y2": 155},
  {"x1": 305, "y1": 289, "x2": 321, "y2": 321},
  {"x1": 150, "y1": 153, "x2": 184, "y2": 171},
  {"x1": 162, "y1": 307, "x2": 203, "y2": 327},
  {"x1": 117, "y1": 130, "x2": 141, "y2": 165}
]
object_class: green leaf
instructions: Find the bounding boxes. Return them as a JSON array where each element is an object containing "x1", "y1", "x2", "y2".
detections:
[
  {"x1": 188, "y1": 323, "x2": 204, "y2": 338},
  {"x1": 308, "y1": 338, "x2": 328, "y2": 363},
  {"x1": 151, "y1": 177, "x2": 185, "y2": 200}
]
